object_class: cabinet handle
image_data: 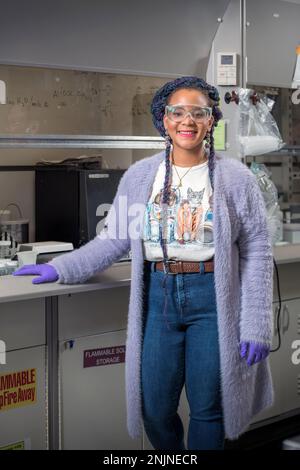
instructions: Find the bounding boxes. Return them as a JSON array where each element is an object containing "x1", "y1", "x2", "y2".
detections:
[
  {"x1": 273, "y1": 305, "x2": 280, "y2": 337},
  {"x1": 64, "y1": 340, "x2": 75, "y2": 350},
  {"x1": 282, "y1": 304, "x2": 290, "y2": 334}
]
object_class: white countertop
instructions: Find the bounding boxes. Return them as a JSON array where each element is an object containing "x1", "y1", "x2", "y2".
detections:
[
  {"x1": 272, "y1": 242, "x2": 300, "y2": 264},
  {"x1": 0, "y1": 242, "x2": 299, "y2": 304},
  {"x1": 0, "y1": 261, "x2": 131, "y2": 303}
]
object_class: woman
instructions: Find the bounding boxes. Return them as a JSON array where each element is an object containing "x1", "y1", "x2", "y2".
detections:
[{"x1": 14, "y1": 76, "x2": 274, "y2": 450}]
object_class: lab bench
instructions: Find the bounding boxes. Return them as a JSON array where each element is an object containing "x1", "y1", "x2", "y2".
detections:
[
  {"x1": 0, "y1": 262, "x2": 134, "y2": 450},
  {"x1": 0, "y1": 244, "x2": 299, "y2": 450}
]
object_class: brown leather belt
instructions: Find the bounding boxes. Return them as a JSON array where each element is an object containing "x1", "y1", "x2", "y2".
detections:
[{"x1": 152, "y1": 259, "x2": 214, "y2": 274}]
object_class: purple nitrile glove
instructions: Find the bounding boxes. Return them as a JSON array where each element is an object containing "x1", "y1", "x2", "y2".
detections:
[
  {"x1": 240, "y1": 341, "x2": 270, "y2": 366},
  {"x1": 13, "y1": 263, "x2": 59, "y2": 284}
]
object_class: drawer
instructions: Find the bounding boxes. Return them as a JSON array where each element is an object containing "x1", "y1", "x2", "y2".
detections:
[
  {"x1": 0, "y1": 299, "x2": 45, "y2": 351},
  {"x1": 58, "y1": 287, "x2": 130, "y2": 340}
]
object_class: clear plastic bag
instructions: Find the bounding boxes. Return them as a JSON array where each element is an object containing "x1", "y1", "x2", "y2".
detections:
[
  {"x1": 238, "y1": 88, "x2": 284, "y2": 156},
  {"x1": 250, "y1": 162, "x2": 283, "y2": 244}
]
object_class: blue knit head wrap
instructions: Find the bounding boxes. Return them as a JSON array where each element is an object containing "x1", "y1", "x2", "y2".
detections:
[
  {"x1": 151, "y1": 76, "x2": 222, "y2": 138},
  {"x1": 149, "y1": 76, "x2": 223, "y2": 329}
]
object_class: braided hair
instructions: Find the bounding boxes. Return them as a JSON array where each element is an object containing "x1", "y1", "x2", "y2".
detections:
[{"x1": 150, "y1": 77, "x2": 222, "y2": 328}]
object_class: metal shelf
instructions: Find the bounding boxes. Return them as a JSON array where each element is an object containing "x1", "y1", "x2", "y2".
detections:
[
  {"x1": 0, "y1": 135, "x2": 165, "y2": 149},
  {"x1": 268, "y1": 146, "x2": 300, "y2": 155}
]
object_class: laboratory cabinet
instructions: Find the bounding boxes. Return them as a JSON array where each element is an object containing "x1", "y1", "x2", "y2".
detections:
[
  {"x1": 248, "y1": 302, "x2": 287, "y2": 425},
  {"x1": 56, "y1": 264, "x2": 300, "y2": 449},
  {"x1": 276, "y1": 298, "x2": 300, "y2": 416},
  {"x1": 269, "y1": 263, "x2": 300, "y2": 418},
  {"x1": 59, "y1": 330, "x2": 139, "y2": 450},
  {"x1": 0, "y1": 252, "x2": 299, "y2": 449},
  {"x1": 58, "y1": 287, "x2": 129, "y2": 340},
  {"x1": 249, "y1": 265, "x2": 300, "y2": 427},
  {"x1": 0, "y1": 298, "x2": 45, "y2": 351},
  {"x1": 0, "y1": 347, "x2": 47, "y2": 450},
  {"x1": 0, "y1": 299, "x2": 47, "y2": 449},
  {"x1": 58, "y1": 287, "x2": 141, "y2": 449},
  {"x1": 58, "y1": 287, "x2": 192, "y2": 450}
]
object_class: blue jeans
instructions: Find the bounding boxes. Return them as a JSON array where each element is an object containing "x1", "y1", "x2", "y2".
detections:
[{"x1": 141, "y1": 261, "x2": 225, "y2": 450}]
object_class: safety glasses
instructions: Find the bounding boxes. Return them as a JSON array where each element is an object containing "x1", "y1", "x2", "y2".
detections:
[{"x1": 165, "y1": 104, "x2": 212, "y2": 123}]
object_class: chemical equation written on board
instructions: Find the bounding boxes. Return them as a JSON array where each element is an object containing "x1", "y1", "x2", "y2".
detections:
[
  {"x1": 6, "y1": 96, "x2": 50, "y2": 108},
  {"x1": 3, "y1": 77, "x2": 162, "y2": 120}
]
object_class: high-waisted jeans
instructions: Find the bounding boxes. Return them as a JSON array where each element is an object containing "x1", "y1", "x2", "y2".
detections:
[{"x1": 141, "y1": 261, "x2": 225, "y2": 450}]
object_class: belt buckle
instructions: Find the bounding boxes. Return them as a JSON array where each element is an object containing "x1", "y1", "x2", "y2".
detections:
[{"x1": 163, "y1": 260, "x2": 177, "y2": 274}]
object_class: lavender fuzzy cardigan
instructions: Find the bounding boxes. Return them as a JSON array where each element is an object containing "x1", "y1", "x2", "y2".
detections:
[{"x1": 50, "y1": 150, "x2": 274, "y2": 441}]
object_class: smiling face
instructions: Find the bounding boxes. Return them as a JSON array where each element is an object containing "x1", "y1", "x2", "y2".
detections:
[{"x1": 163, "y1": 88, "x2": 214, "y2": 153}]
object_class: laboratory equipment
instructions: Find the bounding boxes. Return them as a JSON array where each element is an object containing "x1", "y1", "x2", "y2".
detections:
[
  {"x1": 17, "y1": 241, "x2": 74, "y2": 264},
  {"x1": 0, "y1": 204, "x2": 29, "y2": 258},
  {"x1": 217, "y1": 52, "x2": 237, "y2": 86},
  {"x1": 35, "y1": 167, "x2": 125, "y2": 249},
  {"x1": 237, "y1": 88, "x2": 284, "y2": 156},
  {"x1": 283, "y1": 223, "x2": 300, "y2": 243}
]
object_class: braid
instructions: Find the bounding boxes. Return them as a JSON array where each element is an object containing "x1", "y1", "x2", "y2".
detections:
[
  {"x1": 208, "y1": 126, "x2": 216, "y2": 192},
  {"x1": 159, "y1": 141, "x2": 172, "y2": 270},
  {"x1": 159, "y1": 140, "x2": 173, "y2": 329}
]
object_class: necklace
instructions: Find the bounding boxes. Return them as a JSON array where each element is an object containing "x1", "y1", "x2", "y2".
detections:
[
  {"x1": 172, "y1": 162, "x2": 193, "y2": 188},
  {"x1": 171, "y1": 150, "x2": 207, "y2": 188}
]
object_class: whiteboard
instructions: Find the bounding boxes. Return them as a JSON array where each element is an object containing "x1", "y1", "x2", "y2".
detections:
[{"x1": 0, "y1": 64, "x2": 169, "y2": 137}]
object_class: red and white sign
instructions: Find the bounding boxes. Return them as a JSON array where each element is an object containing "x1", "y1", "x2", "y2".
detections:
[{"x1": 83, "y1": 345, "x2": 126, "y2": 368}]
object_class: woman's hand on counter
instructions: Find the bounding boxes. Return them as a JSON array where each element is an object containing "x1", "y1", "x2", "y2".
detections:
[{"x1": 13, "y1": 263, "x2": 59, "y2": 284}]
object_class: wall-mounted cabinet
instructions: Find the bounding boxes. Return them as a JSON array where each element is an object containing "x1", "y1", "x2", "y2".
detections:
[{"x1": 246, "y1": 0, "x2": 300, "y2": 88}]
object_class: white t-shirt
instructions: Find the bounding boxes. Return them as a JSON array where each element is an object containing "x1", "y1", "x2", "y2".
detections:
[{"x1": 142, "y1": 158, "x2": 215, "y2": 261}]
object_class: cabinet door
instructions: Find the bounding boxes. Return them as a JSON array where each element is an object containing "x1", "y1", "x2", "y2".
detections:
[
  {"x1": 59, "y1": 331, "x2": 142, "y2": 450},
  {"x1": 58, "y1": 287, "x2": 129, "y2": 340},
  {"x1": 246, "y1": 0, "x2": 300, "y2": 88},
  {"x1": 252, "y1": 298, "x2": 300, "y2": 426},
  {"x1": 0, "y1": 346, "x2": 47, "y2": 450},
  {"x1": 249, "y1": 303, "x2": 284, "y2": 425},
  {"x1": 278, "y1": 298, "x2": 300, "y2": 415},
  {"x1": 0, "y1": 299, "x2": 45, "y2": 351}
]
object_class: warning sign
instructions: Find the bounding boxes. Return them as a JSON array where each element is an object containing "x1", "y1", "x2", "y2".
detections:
[
  {"x1": 84, "y1": 345, "x2": 126, "y2": 368},
  {"x1": 0, "y1": 441, "x2": 25, "y2": 450},
  {"x1": 0, "y1": 437, "x2": 31, "y2": 450},
  {"x1": 0, "y1": 369, "x2": 36, "y2": 412}
]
